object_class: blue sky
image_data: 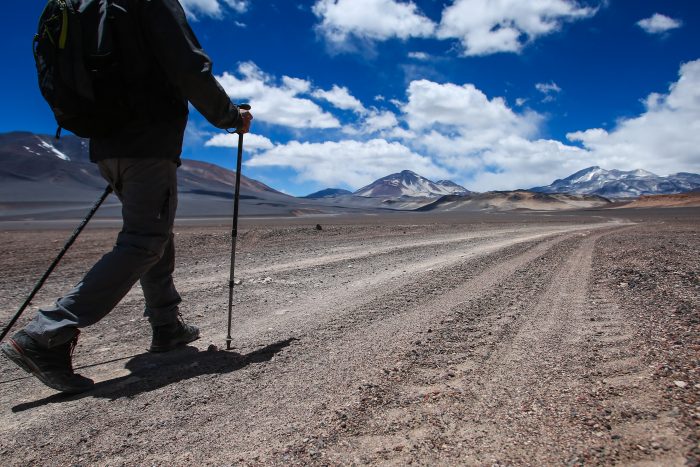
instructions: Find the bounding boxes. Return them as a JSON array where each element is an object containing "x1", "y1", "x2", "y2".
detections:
[{"x1": 2, "y1": 1, "x2": 699, "y2": 195}]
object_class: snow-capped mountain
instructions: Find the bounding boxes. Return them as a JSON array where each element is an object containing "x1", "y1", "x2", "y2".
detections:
[
  {"x1": 354, "y1": 170, "x2": 470, "y2": 198},
  {"x1": 531, "y1": 166, "x2": 700, "y2": 198}
]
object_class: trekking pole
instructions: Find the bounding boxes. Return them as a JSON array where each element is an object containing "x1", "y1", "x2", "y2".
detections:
[
  {"x1": 226, "y1": 104, "x2": 251, "y2": 350},
  {"x1": 0, "y1": 185, "x2": 113, "y2": 343}
]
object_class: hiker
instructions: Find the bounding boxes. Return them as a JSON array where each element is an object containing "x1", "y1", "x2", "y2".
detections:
[{"x1": 1, "y1": 0, "x2": 252, "y2": 393}]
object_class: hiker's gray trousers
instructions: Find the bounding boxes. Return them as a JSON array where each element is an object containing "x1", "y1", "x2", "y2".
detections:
[{"x1": 24, "y1": 159, "x2": 181, "y2": 348}]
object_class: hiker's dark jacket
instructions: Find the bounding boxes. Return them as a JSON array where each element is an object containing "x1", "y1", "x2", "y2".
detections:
[{"x1": 89, "y1": 0, "x2": 241, "y2": 163}]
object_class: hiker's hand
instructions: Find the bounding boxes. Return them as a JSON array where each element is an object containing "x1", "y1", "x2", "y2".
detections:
[{"x1": 237, "y1": 109, "x2": 253, "y2": 135}]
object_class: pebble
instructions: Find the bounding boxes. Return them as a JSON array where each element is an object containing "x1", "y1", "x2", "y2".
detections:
[
  {"x1": 673, "y1": 380, "x2": 688, "y2": 388},
  {"x1": 207, "y1": 344, "x2": 219, "y2": 352}
]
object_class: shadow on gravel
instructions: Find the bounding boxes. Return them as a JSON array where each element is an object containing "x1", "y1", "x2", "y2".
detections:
[{"x1": 12, "y1": 338, "x2": 298, "y2": 412}]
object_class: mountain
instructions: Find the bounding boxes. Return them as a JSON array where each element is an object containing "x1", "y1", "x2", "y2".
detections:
[
  {"x1": 531, "y1": 166, "x2": 700, "y2": 198},
  {"x1": 302, "y1": 188, "x2": 353, "y2": 199},
  {"x1": 417, "y1": 191, "x2": 612, "y2": 212},
  {"x1": 0, "y1": 131, "x2": 284, "y2": 197},
  {"x1": 0, "y1": 131, "x2": 328, "y2": 220},
  {"x1": 354, "y1": 170, "x2": 470, "y2": 198}
]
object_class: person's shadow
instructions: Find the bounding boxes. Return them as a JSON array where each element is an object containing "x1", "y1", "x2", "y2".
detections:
[{"x1": 12, "y1": 338, "x2": 297, "y2": 412}]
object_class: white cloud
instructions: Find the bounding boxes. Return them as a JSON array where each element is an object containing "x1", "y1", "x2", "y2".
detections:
[
  {"x1": 363, "y1": 110, "x2": 399, "y2": 132},
  {"x1": 535, "y1": 82, "x2": 561, "y2": 94},
  {"x1": 212, "y1": 60, "x2": 700, "y2": 194},
  {"x1": 403, "y1": 79, "x2": 540, "y2": 138},
  {"x1": 437, "y1": 0, "x2": 597, "y2": 56},
  {"x1": 408, "y1": 51, "x2": 430, "y2": 60},
  {"x1": 395, "y1": 61, "x2": 700, "y2": 190},
  {"x1": 463, "y1": 136, "x2": 589, "y2": 191},
  {"x1": 216, "y1": 62, "x2": 341, "y2": 129},
  {"x1": 281, "y1": 76, "x2": 313, "y2": 95},
  {"x1": 312, "y1": 0, "x2": 435, "y2": 49},
  {"x1": 179, "y1": 0, "x2": 248, "y2": 19},
  {"x1": 247, "y1": 139, "x2": 448, "y2": 188},
  {"x1": 536, "y1": 81, "x2": 562, "y2": 102},
  {"x1": 223, "y1": 0, "x2": 248, "y2": 13},
  {"x1": 205, "y1": 133, "x2": 275, "y2": 152},
  {"x1": 566, "y1": 59, "x2": 700, "y2": 176},
  {"x1": 312, "y1": 85, "x2": 365, "y2": 113},
  {"x1": 344, "y1": 109, "x2": 403, "y2": 136},
  {"x1": 394, "y1": 78, "x2": 587, "y2": 190},
  {"x1": 637, "y1": 13, "x2": 682, "y2": 34},
  {"x1": 179, "y1": 0, "x2": 221, "y2": 18}
]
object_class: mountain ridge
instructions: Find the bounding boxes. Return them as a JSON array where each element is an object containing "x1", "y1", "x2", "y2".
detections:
[
  {"x1": 531, "y1": 166, "x2": 700, "y2": 198},
  {"x1": 0, "y1": 132, "x2": 285, "y2": 200}
]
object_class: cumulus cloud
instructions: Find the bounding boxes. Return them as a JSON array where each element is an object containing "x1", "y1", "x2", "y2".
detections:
[
  {"x1": 205, "y1": 133, "x2": 275, "y2": 152},
  {"x1": 391, "y1": 78, "x2": 587, "y2": 190},
  {"x1": 209, "y1": 60, "x2": 700, "y2": 194},
  {"x1": 363, "y1": 110, "x2": 400, "y2": 133},
  {"x1": 403, "y1": 79, "x2": 540, "y2": 137},
  {"x1": 312, "y1": 0, "x2": 435, "y2": 49},
  {"x1": 216, "y1": 62, "x2": 341, "y2": 129},
  {"x1": 247, "y1": 139, "x2": 449, "y2": 188},
  {"x1": 461, "y1": 136, "x2": 589, "y2": 191},
  {"x1": 637, "y1": 13, "x2": 682, "y2": 34},
  {"x1": 566, "y1": 59, "x2": 700, "y2": 176},
  {"x1": 437, "y1": 0, "x2": 597, "y2": 56},
  {"x1": 179, "y1": 0, "x2": 248, "y2": 19},
  {"x1": 312, "y1": 85, "x2": 365, "y2": 113},
  {"x1": 341, "y1": 109, "x2": 404, "y2": 137}
]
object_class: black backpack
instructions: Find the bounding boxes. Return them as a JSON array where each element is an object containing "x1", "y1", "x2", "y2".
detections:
[{"x1": 34, "y1": 0, "x2": 146, "y2": 138}]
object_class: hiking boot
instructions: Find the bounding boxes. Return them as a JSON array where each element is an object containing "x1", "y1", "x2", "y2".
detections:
[
  {"x1": 149, "y1": 318, "x2": 200, "y2": 353},
  {"x1": 1, "y1": 330, "x2": 94, "y2": 394}
]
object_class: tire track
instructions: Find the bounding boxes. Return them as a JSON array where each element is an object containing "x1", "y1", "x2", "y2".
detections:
[
  {"x1": 194, "y1": 226, "x2": 626, "y2": 463},
  {"x1": 287, "y1": 227, "x2": 643, "y2": 465}
]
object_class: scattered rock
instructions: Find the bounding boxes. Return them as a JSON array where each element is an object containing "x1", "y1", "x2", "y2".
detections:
[
  {"x1": 207, "y1": 344, "x2": 219, "y2": 352},
  {"x1": 674, "y1": 380, "x2": 688, "y2": 388},
  {"x1": 315, "y1": 224, "x2": 323, "y2": 231}
]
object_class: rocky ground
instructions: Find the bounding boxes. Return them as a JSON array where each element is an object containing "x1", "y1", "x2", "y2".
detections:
[{"x1": 0, "y1": 209, "x2": 697, "y2": 465}]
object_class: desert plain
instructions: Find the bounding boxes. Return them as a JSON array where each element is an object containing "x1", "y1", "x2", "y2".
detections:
[{"x1": 0, "y1": 207, "x2": 698, "y2": 465}]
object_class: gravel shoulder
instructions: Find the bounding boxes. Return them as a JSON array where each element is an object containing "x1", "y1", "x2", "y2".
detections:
[{"x1": 0, "y1": 211, "x2": 697, "y2": 465}]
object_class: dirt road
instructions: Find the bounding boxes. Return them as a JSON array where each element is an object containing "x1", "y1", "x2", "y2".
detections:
[{"x1": 0, "y1": 213, "x2": 697, "y2": 465}]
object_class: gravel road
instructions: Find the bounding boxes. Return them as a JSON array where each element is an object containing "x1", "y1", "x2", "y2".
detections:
[{"x1": 0, "y1": 212, "x2": 697, "y2": 465}]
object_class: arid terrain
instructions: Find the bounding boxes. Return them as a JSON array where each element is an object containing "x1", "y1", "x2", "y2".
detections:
[{"x1": 0, "y1": 209, "x2": 698, "y2": 465}]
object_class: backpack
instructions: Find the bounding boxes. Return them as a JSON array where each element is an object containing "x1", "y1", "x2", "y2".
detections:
[{"x1": 33, "y1": 0, "x2": 144, "y2": 138}]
